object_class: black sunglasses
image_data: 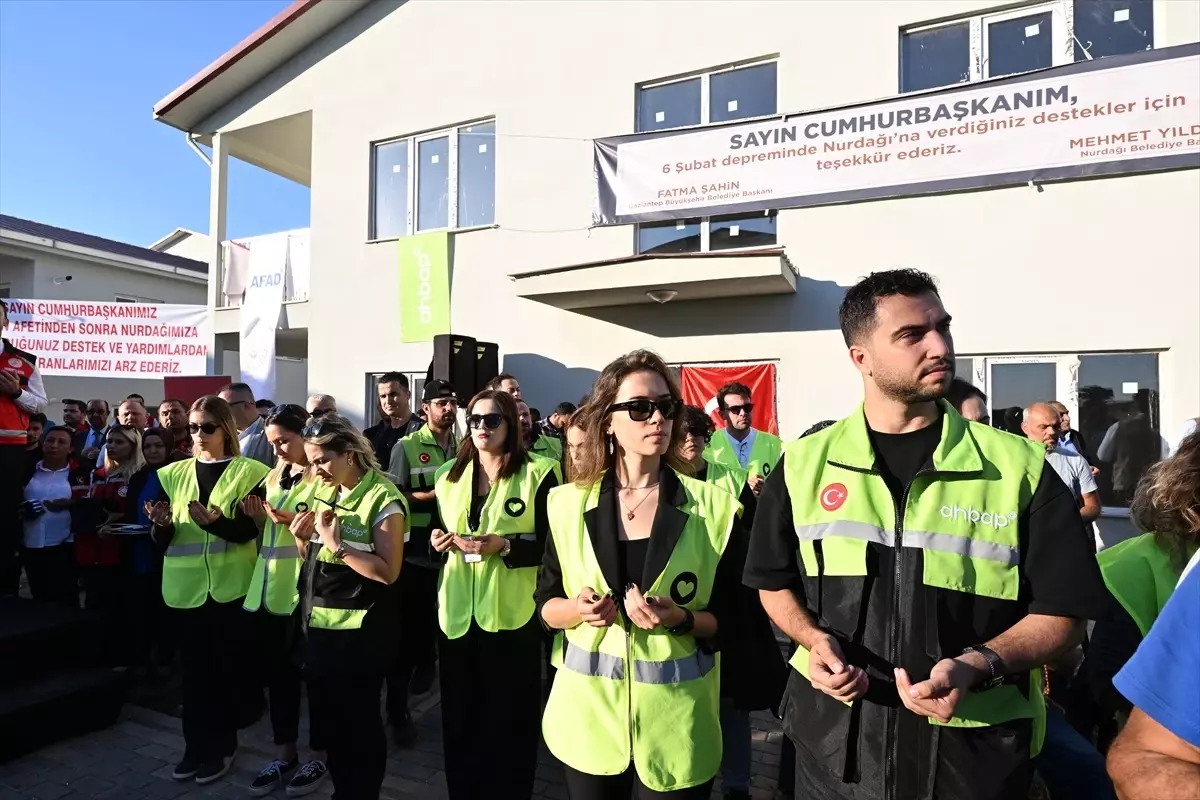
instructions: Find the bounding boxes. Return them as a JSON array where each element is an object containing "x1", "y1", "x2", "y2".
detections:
[
  {"x1": 302, "y1": 419, "x2": 330, "y2": 438},
  {"x1": 187, "y1": 422, "x2": 220, "y2": 435},
  {"x1": 724, "y1": 403, "x2": 754, "y2": 416},
  {"x1": 466, "y1": 413, "x2": 504, "y2": 430},
  {"x1": 310, "y1": 408, "x2": 332, "y2": 418},
  {"x1": 608, "y1": 398, "x2": 682, "y2": 422},
  {"x1": 684, "y1": 427, "x2": 713, "y2": 443}
]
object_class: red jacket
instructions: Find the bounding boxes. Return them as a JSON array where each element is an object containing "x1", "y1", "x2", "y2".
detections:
[
  {"x1": 71, "y1": 467, "x2": 128, "y2": 567},
  {"x1": 1, "y1": 339, "x2": 46, "y2": 447}
]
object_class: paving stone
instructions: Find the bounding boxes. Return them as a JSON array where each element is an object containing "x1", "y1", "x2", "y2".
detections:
[{"x1": 27, "y1": 783, "x2": 72, "y2": 800}]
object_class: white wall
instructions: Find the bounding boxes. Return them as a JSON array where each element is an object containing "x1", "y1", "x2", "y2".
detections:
[
  {"x1": 160, "y1": 232, "x2": 213, "y2": 264},
  {"x1": 219, "y1": 350, "x2": 309, "y2": 407},
  {"x1": 200, "y1": 0, "x2": 1200, "y2": 435},
  {"x1": 28, "y1": 250, "x2": 206, "y2": 304},
  {"x1": 0, "y1": 254, "x2": 35, "y2": 297}
]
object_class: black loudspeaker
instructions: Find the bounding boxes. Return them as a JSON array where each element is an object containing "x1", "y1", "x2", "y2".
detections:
[
  {"x1": 475, "y1": 341, "x2": 499, "y2": 395},
  {"x1": 428, "y1": 334, "x2": 478, "y2": 400}
]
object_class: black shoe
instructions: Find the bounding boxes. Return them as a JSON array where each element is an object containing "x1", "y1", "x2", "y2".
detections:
[
  {"x1": 392, "y1": 714, "x2": 418, "y2": 748},
  {"x1": 195, "y1": 753, "x2": 235, "y2": 785},
  {"x1": 285, "y1": 760, "x2": 328, "y2": 797},
  {"x1": 410, "y1": 663, "x2": 436, "y2": 695},
  {"x1": 172, "y1": 753, "x2": 202, "y2": 781},
  {"x1": 249, "y1": 757, "x2": 297, "y2": 796}
]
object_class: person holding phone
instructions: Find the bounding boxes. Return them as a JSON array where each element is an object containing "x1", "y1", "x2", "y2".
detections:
[
  {"x1": 293, "y1": 415, "x2": 407, "y2": 800},
  {"x1": 427, "y1": 389, "x2": 559, "y2": 799},
  {"x1": 20, "y1": 425, "x2": 78, "y2": 606},
  {"x1": 144, "y1": 396, "x2": 270, "y2": 786},
  {"x1": 537, "y1": 350, "x2": 744, "y2": 799},
  {"x1": 241, "y1": 404, "x2": 329, "y2": 798}
]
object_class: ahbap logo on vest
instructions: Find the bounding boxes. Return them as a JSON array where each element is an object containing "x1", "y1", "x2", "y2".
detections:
[
  {"x1": 940, "y1": 504, "x2": 1017, "y2": 530},
  {"x1": 820, "y1": 483, "x2": 848, "y2": 511},
  {"x1": 669, "y1": 571, "x2": 699, "y2": 605},
  {"x1": 419, "y1": 452, "x2": 431, "y2": 464},
  {"x1": 504, "y1": 497, "x2": 526, "y2": 517},
  {"x1": 340, "y1": 518, "x2": 369, "y2": 541}
]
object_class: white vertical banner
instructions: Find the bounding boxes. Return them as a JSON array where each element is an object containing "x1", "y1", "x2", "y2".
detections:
[{"x1": 239, "y1": 233, "x2": 288, "y2": 401}]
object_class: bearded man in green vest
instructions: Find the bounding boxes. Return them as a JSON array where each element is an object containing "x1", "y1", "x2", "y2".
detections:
[{"x1": 744, "y1": 268, "x2": 1110, "y2": 800}]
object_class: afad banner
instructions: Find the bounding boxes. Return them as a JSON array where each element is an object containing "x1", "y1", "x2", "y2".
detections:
[
  {"x1": 679, "y1": 363, "x2": 778, "y2": 435},
  {"x1": 594, "y1": 43, "x2": 1200, "y2": 224},
  {"x1": 399, "y1": 231, "x2": 451, "y2": 343},
  {"x1": 4, "y1": 299, "x2": 209, "y2": 378}
]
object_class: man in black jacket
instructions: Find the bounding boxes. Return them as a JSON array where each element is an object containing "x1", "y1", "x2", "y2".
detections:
[{"x1": 363, "y1": 372, "x2": 424, "y2": 471}]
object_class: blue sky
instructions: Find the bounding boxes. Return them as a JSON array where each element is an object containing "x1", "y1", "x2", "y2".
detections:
[{"x1": 0, "y1": 0, "x2": 309, "y2": 247}]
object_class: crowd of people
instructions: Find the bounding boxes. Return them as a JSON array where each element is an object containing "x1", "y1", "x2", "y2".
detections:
[{"x1": 1, "y1": 282, "x2": 1198, "y2": 800}]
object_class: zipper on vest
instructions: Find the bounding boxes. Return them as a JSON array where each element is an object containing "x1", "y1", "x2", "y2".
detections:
[{"x1": 624, "y1": 614, "x2": 634, "y2": 760}]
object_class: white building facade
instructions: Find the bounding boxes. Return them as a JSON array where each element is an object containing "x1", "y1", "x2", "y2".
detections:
[{"x1": 155, "y1": 0, "x2": 1200, "y2": 539}]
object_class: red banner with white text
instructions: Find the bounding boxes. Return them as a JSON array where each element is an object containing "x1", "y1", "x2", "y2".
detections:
[{"x1": 679, "y1": 363, "x2": 778, "y2": 435}]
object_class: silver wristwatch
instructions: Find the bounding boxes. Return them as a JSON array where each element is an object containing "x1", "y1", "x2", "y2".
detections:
[
  {"x1": 334, "y1": 541, "x2": 350, "y2": 560},
  {"x1": 499, "y1": 537, "x2": 512, "y2": 558}
]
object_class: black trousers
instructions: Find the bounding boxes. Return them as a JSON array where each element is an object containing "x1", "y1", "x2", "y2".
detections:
[
  {"x1": 386, "y1": 562, "x2": 438, "y2": 722},
  {"x1": 179, "y1": 596, "x2": 259, "y2": 761},
  {"x1": 81, "y1": 565, "x2": 125, "y2": 664},
  {"x1": 0, "y1": 445, "x2": 25, "y2": 596},
  {"x1": 255, "y1": 609, "x2": 320, "y2": 749},
  {"x1": 439, "y1": 618, "x2": 542, "y2": 800},
  {"x1": 307, "y1": 672, "x2": 386, "y2": 800},
  {"x1": 21, "y1": 544, "x2": 78, "y2": 607},
  {"x1": 561, "y1": 764, "x2": 715, "y2": 800}
]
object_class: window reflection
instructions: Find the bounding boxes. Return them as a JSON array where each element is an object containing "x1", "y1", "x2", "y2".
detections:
[
  {"x1": 637, "y1": 220, "x2": 702, "y2": 254},
  {"x1": 986, "y1": 12, "x2": 1053, "y2": 78},
  {"x1": 1073, "y1": 0, "x2": 1153, "y2": 60},
  {"x1": 709, "y1": 212, "x2": 776, "y2": 250},
  {"x1": 989, "y1": 362, "x2": 1055, "y2": 434},
  {"x1": 901, "y1": 23, "x2": 971, "y2": 92},
  {"x1": 372, "y1": 140, "x2": 408, "y2": 239},
  {"x1": 458, "y1": 123, "x2": 495, "y2": 228},
  {"x1": 417, "y1": 137, "x2": 449, "y2": 231},
  {"x1": 1078, "y1": 353, "x2": 1162, "y2": 508},
  {"x1": 710, "y1": 63, "x2": 778, "y2": 122},
  {"x1": 637, "y1": 79, "x2": 701, "y2": 133}
]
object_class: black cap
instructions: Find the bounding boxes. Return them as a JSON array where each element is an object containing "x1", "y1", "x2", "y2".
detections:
[{"x1": 423, "y1": 379, "x2": 456, "y2": 403}]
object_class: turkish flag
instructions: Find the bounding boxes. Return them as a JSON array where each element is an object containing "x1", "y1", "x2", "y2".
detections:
[
  {"x1": 163, "y1": 376, "x2": 232, "y2": 407},
  {"x1": 679, "y1": 364, "x2": 778, "y2": 435}
]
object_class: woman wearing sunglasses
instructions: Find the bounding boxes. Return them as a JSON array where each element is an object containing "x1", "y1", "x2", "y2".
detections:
[
  {"x1": 290, "y1": 415, "x2": 407, "y2": 800},
  {"x1": 240, "y1": 404, "x2": 330, "y2": 798},
  {"x1": 144, "y1": 395, "x2": 271, "y2": 786},
  {"x1": 537, "y1": 350, "x2": 744, "y2": 799},
  {"x1": 426, "y1": 389, "x2": 559, "y2": 799}
]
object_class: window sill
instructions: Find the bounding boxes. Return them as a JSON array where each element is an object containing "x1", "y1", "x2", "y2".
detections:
[
  {"x1": 367, "y1": 224, "x2": 497, "y2": 244},
  {"x1": 1098, "y1": 507, "x2": 1132, "y2": 519}
]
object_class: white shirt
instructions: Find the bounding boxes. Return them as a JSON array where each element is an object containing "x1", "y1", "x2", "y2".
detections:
[
  {"x1": 724, "y1": 427, "x2": 758, "y2": 470},
  {"x1": 1045, "y1": 447, "x2": 1098, "y2": 503},
  {"x1": 23, "y1": 462, "x2": 74, "y2": 548}
]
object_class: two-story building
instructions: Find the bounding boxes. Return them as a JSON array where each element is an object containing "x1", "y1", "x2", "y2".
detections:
[{"x1": 153, "y1": 0, "x2": 1200, "y2": 540}]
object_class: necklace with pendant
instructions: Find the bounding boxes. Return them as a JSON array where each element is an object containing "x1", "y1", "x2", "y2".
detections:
[{"x1": 619, "y1": 486, "x2": 658, "y2": 520}]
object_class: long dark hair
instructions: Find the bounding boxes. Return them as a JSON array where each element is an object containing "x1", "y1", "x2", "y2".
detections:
[
  {"x1": 447, "y1": 390, "x2": 526, "y2": 483},
  {"x1": 265, "y1": 403, "x2": 309, "y2": 435},
  {"x1": 571, "y1": 349, "x2": 691, "y2": 486}
]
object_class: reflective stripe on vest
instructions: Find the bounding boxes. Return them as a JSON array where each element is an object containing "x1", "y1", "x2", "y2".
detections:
[
  {"x1": 782, "y1": 403, "x2": 1046, "y2": 743},
  {"x1": 400, "y1": 430, "x2": 451, "y2": 533},
  {"x1": 157, "y1": 457, "x2": 271, "y2": 610},
  {"x1": 542, "y1": 473, "x2": 738, "y2": 792},
  {"x1": 244, "y1": 471, "x2": 316, "y2": 615},
  {"x1": 306, "y1": 471, "x2": 407, "y2": 631},
  {"x1": 434, "y1": 457, "x2": 555, "y2": 639}
]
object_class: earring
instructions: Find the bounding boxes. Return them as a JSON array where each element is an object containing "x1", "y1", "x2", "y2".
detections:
[{"x1": 607, "y1": 434, "x2": 615, "y2": 455}]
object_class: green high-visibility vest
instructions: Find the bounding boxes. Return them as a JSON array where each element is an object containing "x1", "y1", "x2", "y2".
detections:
[
  {"x1": 541, "y1": 472, "x2": 739, "y2": 792},
  {"x1": 782, "y1": 402, "x2": 1048, "y2": 750},
  {"x1": 308, "y1": 470, "x2": 408, "y2": 631},
  {"x1": 1097, "y1": 532, "x2": 1186, "y2": 637},
  {"x1": 244, "y1": 467, "x2": 319, "y2": 615},
  {"x1": 434, "y1": 455, "x2": 557, "y2": 639},
  {"x1": 704, "y1": 428, "x2": 781, "y2": 481},
  {"x1": 531, "y1": 434, "x2": 563, "y2": 462},
  {"x1": 399, "y1": 427, "x2": 453, "y2": 533},
  {"x1": 702, "y1": 458, "x2": 747, "y2": 508},
  {"x1": 157, "y1": 457, "x2": 271, "y2": 609}
]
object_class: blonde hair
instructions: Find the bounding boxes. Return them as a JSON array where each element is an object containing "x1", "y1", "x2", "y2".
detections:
[
  {"x1": 1131, "y1": 431, "x2": 1200, "y2": 569},
  {"x1": 302, "y1": 414, "x2": 381, "y2": 475},
  {"x1": 191, "y1": 395, "x2": 242, "y2": 458},
  {"x1": 571, "y1": 349, "x2": 691, "y2": 486},
  {"x1": 103, "y1": 424, "x2": 145, "y2": 478}
]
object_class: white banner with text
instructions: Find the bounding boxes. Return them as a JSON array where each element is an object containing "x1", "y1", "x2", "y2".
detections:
[
  {"x1": 4, "y1": 300, "x2": 209, "y2": 378},
  {"x1": 238, "y1": 233, "x2": 288, "y2": 401},
  {"x1": 594, "y1": 44, "x2": 1200, "y2": 224}
]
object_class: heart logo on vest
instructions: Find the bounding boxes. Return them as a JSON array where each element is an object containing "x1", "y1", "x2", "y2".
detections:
[
  {"x1": 820, "y1": 483, "x2": 848, "y2": 512},
  {"x1": 419, "y1": 453, "x2": 430, "y2": 464},
  {"x1": 669, "y1": 571, "x2": 699, "y2": 605},
  {"x1": 504, "y1": 498, "x2": 526, "y2": 517},
  {"x1": 762, "y1": 463, "x2": 771, "y2": 477}
]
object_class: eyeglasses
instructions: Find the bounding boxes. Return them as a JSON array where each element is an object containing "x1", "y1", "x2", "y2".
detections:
[
  {"x1": 607, "y1": 398, "x2": 682, "y2": 422},
  {"x1": 310, "y1": 408, "x2": 332, "y2": 418},
  {"x1": 466, "y1": 413, "x2": 504, "y2": 430},
  {"x1": 684, "y1": 427, "x2": 713, "y2": 443},
  {"x1": 187, "y1": 422, "x2": 220, "y2": 435},
  {"x1": 724, "y1": 403, "x2": 754, "y2": 417}
]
